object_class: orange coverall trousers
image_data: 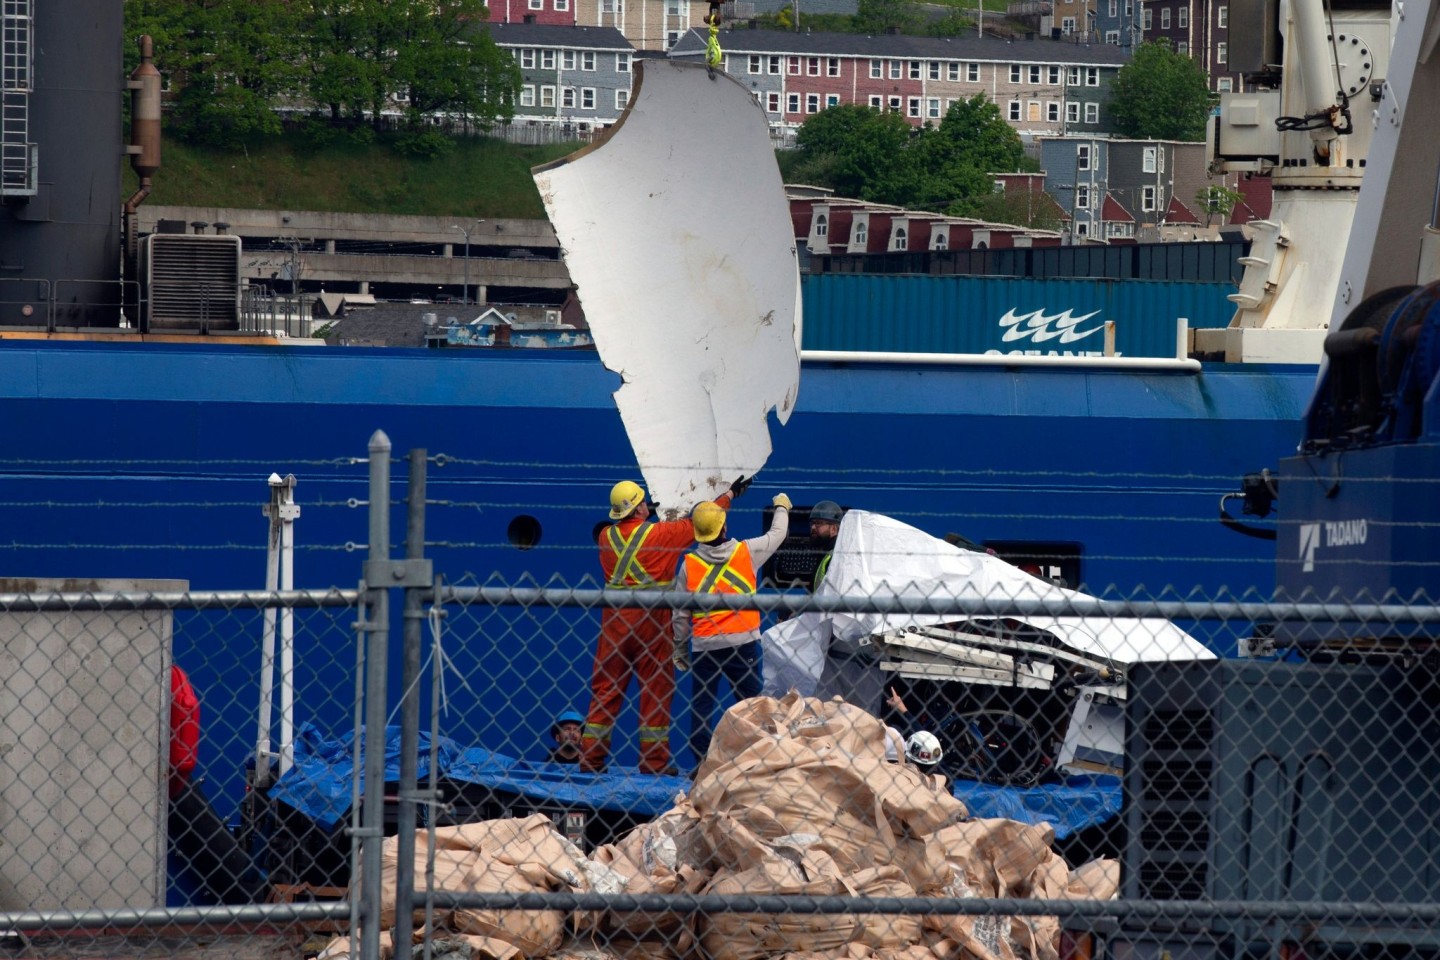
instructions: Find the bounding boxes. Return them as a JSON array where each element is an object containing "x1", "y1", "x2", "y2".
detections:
[{"x1": 580, "y1": 606, "x2": 676, "y2": 773}]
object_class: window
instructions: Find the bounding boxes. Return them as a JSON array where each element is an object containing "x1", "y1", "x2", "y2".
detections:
[
  {"x1": 894, "y1": 227, "x2": 908, "y2": 250},
  {"x1": 787, "y1": 92, "x2": 800, "y2": 113},
  {"x1": 617, "y1": 52, "x2": 631, "y2": 72},
  {"x1": 869, "y1": 94, "x2": 883, "y2": 109},
  {"x1": 582, "y1": 87, "x2": 595, "y2": 109},
  {"x1": 933, "y1": 232, "x2": 948, "y2": 250},
  {"x1": 665, "y1": 0, "x2": 683, "y2": 12},
  {"x1": 967, "y1": 63, "x2": 979, "y2": 81},
  {"x1": 1027, "y1": 100, "x2": 1041, "y2": 121},
  {"x1": 665, "y1": 30, "x2": 681, "y2": 49},
  {"x1": 601, "y1": 0, "x2": 622, "y2": 10},
  {"x1": 1106, "y1": 31, "x2": 1120, "y2": 44},
  {"x1": 788, "y1": 56, "x2": 800, "y2": 75},
  {"x1": 540, "y1": 85, "x2": 556, "y2": 107},
  {"x1": 520, "y1": 84, "x2": 536, "y2": 106},
  {"x1": 807, "y1": 57, "x2": 820, "y2": 76},
  {"x1": 1217, "y1": 42, "x2": 1228, "y2": 63},
  {"x1": 1143, "y1": 8, "x2": 1153, "y2": 28},
  {"x1": 541, "y1": 50, "x2": 556, "y2": 69},
  {"x1": 1010, "y1": 64, "x2": 1022, "y2": 83},
  {"x1": 1086, "y1": 67, "x2": 1099, "y2": 86},
  {"x1": 1158, "y1": 148, "x2": 1165, "y2": 172},
  {"x1": 993, "y1": 180, "x2": 1005, "y2": 193},
  {"x1": 768, "y1": 55, "x2": 781, "y2": 74},
  {"x1": 1143, "y1": 146, "x2": 1157, "y2": 172},
  {"x1": 816, "y1": 214, "x2": 828, "y2": 237},
  {"x1": 583, "y1": 51, "x2": 597, "y2": 70},
  {"x1": 1076, "y1": 184, "x2": 1090, "y2": 209},
  {"x1": 521, "y1": 49, "x2": 536, "y2": 68},
  {"x1": 1217, "y1": 76, "x2": 1233, "y2": 92},
  {"x1": 1067, "y1": 66, "x2": 1081, "y2": 85},
  {"x1": 562, "y1": 51, "x2": 576, "y2": 70},
  {"x1": 928, "y1": 98, "x2": 942, "y2": 118},
  {"x1": 826, "y1": 93, "x2": 840, "y2": 107},
  {"x1": 909, "y1": 60, "x2": 922, "y2": 80},
  {"x1": 768, "y1": 92, "x2": 781, "y2": 112},
  {"x1": 1085, "y1": 101, "x2": 1099, "y2": 122},
  {"x1": 870, "y1": 59, "x2": 882, "y2": 79},
  {"x1": 1047, "y1": 101, "x2": 1060, "y2": 121},
  {"x1": 806, "y1": 93, "x2": 820, "y2": 113},
  {"x1": 853, "y1": 221, "x2": 867, "y2": 245},
  {"x1": 947, "y1": 62, "x2": 960, "y2": 81},
  {"x1": 615, "y1": 89, "x2": 629, "y2": 109},
  {"x1": 1178, "y1": 6, "x2": 1188, "y2": 27},
  {"x1": 1125, "y1": 0, "x2": 1134, "y2": 16},
  {"x1": 562, "y1": 86, "x2": 576, "y2": 108},
  {"x1": 1075, "y1": 221, "x2": 1090, "y2": 237},
  {"x1": 1062, "y1": 16, "x2": 1076, "y2": 33},
  {"x1": 748, "y1": 55, "x2": 761, "y2": 74},
  {"x1": 929, "y1": 61, "x2": 941, "y2": 80},
  {"x1": 529, "y1": 0, "x2": 543, "y2": 8},
  {"x1": 555, "y1": 0, "x2": 569, "y2": 8},
  {"x1": 1048, "y1": 66, "x2": 1062, "y2": 84},
  {"x1": 908, "y1": 97, "x2": 921, "y2": 118},
  {"x1": 1108, "y1": 0, "x2": 1116, "y2": 15},
  {"x1": 888, "y1": 95, "x2": 902, "y2": 112},
  {"x1": 1176, "y1": 40, "x2": 1188, "y2": 54},
  {"x1": 1077, "y1": 143, "x2": 1091, "y2": 169},
  {"x1": 1218, "y1": 5, "x2": 1228, "y2": 27},
  {"x1": 889, "y1": 59, "x2": 902, "y2": 79},
  {"x1": 1066, "y1": 101, "x2": 1080, "y2": 122},
  {"x1": 1142, "y1": 185, "x2": 1156, "y2": 211},
  {"x1": 1161, "y1": 9, "x2": 1170, "y2": 29},
  {"x1": 828, "y1": 58, "x2": 840, "y2": 77},
  {"x1": 1009, "y1": 100, "x2": 1022, "y2": 120},
  {"x1": 1029, "y1": 66, "x2": 1041, "y2": 84}
]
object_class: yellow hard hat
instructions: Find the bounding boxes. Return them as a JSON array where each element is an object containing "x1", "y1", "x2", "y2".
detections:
[
  {"x1": 692, "y1": 501, "x2": 726, "y2": 543},
  {"x1": 609, "y1": 480, "x2": 646, "y2": 519}
]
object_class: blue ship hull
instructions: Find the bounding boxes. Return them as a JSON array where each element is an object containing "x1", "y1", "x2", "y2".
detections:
[{"x1": 0, "y1": 339, "x2": 1317, "y2": 796}]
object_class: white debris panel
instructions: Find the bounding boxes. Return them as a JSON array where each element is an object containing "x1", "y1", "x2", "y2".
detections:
[
  {"x1": 763, "y1": 511, "x2": 1215, "y2": 697},
  {"x1": 534, "y1": 60, "x2": 802, "y2": 517}
]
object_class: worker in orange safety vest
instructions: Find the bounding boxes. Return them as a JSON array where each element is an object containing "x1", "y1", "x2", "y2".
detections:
[
  {"x1": 681, "y1": 493, "x2": 790, "y2": 763},
  {"x1": 580, "y1": 476, "x2": 749, "y2": 773}
]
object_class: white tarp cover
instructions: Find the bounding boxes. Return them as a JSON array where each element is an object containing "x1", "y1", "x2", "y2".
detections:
[
  {"x1": 534, "y1": 60, "x2": 802, "y2": 517},
  {"x1": 762, "y1": 511, "x2": 1215, "y2": 697}
]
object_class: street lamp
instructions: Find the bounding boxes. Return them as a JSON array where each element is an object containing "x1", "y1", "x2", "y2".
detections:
[{"x1": 451, "y1": 219, "x2": 485, "y2": 306}]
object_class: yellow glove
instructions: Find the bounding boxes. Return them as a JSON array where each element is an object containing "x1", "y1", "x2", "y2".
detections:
[{"x1": 772, "y1": 493, "x2": 792, "y2": 510}]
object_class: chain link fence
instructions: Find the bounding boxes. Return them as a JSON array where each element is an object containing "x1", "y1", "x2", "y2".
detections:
[{"x1": 1, "y1": 434, "x2": 1436, "y2": 960}]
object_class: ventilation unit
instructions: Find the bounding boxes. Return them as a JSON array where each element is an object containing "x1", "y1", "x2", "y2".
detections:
[{"x1": 140, "y1": 234, "x2": 242, "y2": 332}]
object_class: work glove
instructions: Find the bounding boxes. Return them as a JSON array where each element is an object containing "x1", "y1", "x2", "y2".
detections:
[
  {"x1": 730, "y1": 474, "x2": 753, "y2": 499},
  {"x1": 673, "y1": 642, "x2": 691, "y2": 673},
  {"x1": 772, "y1": 493, "x2": 792, "y2": 511}
]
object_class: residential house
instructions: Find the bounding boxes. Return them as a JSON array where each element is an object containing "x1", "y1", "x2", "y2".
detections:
[
  {"x1": 1038, "y1": 136, "x2": 1208, "y2": 241},
  {"x1": 1096, "y1": 0, "x2": 1143, "y2": 48},
  {"x1": 1142, "y1": 0, "x2": 1241, "y2": 91},
  {"x1": 792, "y1": 191, "x2": 1064, "y2": 255},
  {"x1": 486, "y1": 23, "x2": 636, "y2": 129},
  {"x1": 667, "y1": 30, "x2": 1129, "y2": 137},
  {"x1": 1052, "y1": 0, "x2": 1099, "y2": 40},
  {"x1": 485, "y1": 0, "x2": 718, "y2": 52}
]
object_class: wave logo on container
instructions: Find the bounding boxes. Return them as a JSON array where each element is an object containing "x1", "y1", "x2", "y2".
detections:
[
  {"x1": 1299, "y1": 522, "x2": 1321, "y2": 573},
  {"x1": 998, "y1": 308, "x2": 1105, "y2": 343}
]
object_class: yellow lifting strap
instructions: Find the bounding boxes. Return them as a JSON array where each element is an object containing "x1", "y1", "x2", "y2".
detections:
[{"x1": 705, "y1": 13, "x2": 723, "y2": 69}]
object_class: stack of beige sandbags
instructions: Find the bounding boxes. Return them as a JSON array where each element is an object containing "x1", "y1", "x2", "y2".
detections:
[{"x1": 323, "y1": 692, "x2": 1119, "y2": 960}]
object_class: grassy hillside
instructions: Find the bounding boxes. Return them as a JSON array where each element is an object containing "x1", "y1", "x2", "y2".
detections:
[{"x1": 124, "y1": 134, "x2": 582, "y2": 218}]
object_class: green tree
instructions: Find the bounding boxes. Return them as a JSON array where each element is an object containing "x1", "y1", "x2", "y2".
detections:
[
  {"x1": 912, "y1": 95, "x2": 1034, "y2": 210},
  {"x1": 853, "y1": 0, "x2": 920, "y2": 35},
  {"x1": 1195, "y1": 183, "x2": 1243, "y2": 225},
  {"x1": 1106, "y1": 41, "x2": 1213, "y2": 140}
]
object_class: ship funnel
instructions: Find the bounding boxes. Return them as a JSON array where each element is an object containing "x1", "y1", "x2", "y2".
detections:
[{"x1": 128, "y1": 35, "x2": 162, "y2": 192}]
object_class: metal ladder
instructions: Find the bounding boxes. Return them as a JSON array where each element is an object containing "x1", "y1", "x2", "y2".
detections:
[{"x1": 1, "y1": 0, "x2": 35, "y2": 197}]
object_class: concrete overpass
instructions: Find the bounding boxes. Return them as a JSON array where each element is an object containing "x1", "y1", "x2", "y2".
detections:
[{"x1": 139, "y1": 206, "x2": 573, "y2": 298}]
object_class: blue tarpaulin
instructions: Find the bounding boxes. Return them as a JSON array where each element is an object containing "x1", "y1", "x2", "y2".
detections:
[{"x1": 270, "y1": 725, "x2": 1119, "y2": 839}]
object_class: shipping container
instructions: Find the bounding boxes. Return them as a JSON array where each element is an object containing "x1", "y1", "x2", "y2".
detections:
[{"x1": 801, "y1": 274, "x2": 1235, "y2": 358}]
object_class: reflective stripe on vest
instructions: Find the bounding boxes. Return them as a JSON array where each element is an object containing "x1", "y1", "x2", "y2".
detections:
[
  {"x1": 605, "y1": 523, "x2": 657, "y2": 587},
  {"x1": 685, "y1": 542, "x2": 761, "y2": 636},
  {"x1": 813, "y1": 551, "x2": 833, "y2": 592}
]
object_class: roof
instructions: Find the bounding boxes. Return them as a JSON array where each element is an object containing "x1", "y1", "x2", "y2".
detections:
[
  {"x1": 482, "y1": 23, "x2": 634, "y2": 51},
  {"x1": 670, "y1": 28, "x2": 1133, "y2": 64},
  {"x1": 1100, "y1": 194, "x2": 1134, "y2": 222},
  {"x1": 1163, "y1": 195, "x2": 1200, "y2": 224},
  {"x1": 323, "y1": 305, "x2": 467, "y2": 348}
]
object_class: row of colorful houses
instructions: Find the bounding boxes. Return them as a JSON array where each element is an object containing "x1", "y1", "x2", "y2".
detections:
[{"x1": 488, "y1": 23, "x2": 1131, "y2": 137}]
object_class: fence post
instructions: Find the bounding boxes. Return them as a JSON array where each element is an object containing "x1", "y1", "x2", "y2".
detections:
[
  {"x1": 360, "y1": 430, "x2": 392, "y2": 960},
  {"x1": 394, "y1": 449, "x2": 428, "y2": 952}
]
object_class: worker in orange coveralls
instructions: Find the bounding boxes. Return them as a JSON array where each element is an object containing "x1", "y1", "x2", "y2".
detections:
[{"x1": 580, "y1": 476, "x2": 750, "y2": 773}]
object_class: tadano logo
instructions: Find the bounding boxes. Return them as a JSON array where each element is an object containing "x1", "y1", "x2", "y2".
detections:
[
  {"x1": 1299, "y1": 523, "x2": 1321, "y2": 573},
  {"x1": 998, "y1": 308, "x2": 1105, "y2": 344}
]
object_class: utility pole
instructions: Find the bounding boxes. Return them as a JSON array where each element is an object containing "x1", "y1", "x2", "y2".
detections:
[{"x1": 451, "y1": 219, "x2": 485, "y2": 306}]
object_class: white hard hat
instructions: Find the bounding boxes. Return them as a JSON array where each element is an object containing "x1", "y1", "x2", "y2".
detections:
[{"x1": 906, "y1": 730, "x2": 943, "y2": 766}]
